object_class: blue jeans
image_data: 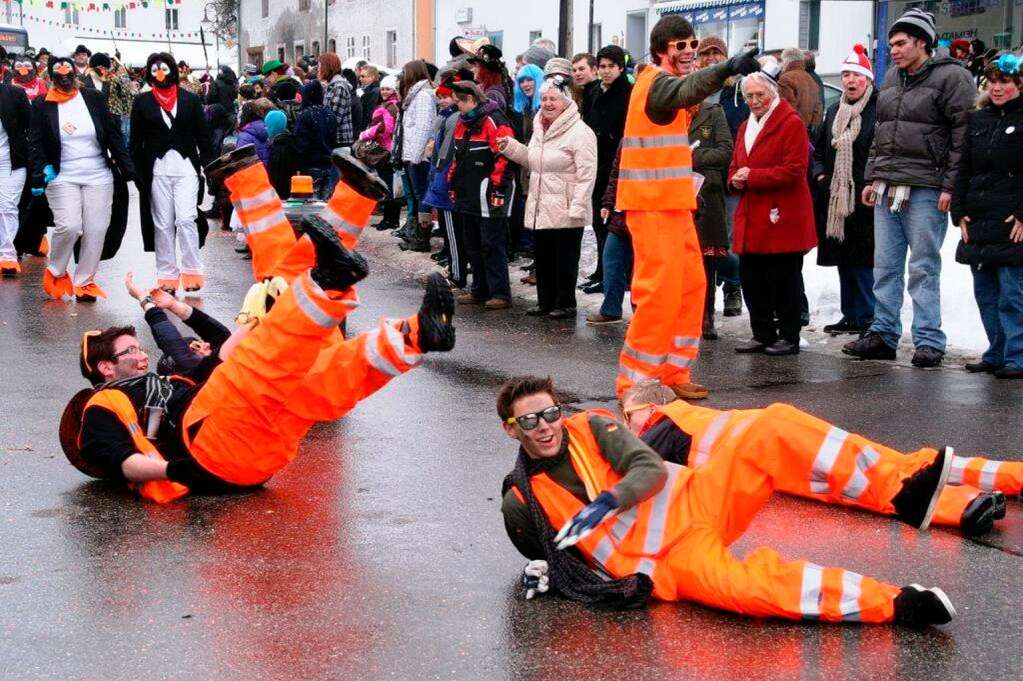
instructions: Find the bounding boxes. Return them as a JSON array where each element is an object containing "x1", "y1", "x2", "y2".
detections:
[
  {"x1": 838, "y1": 265, "x2": 875, "y2": 327},
  {"x1": 870, "y1": 187, "x2": 948, "y2": 351},
  {"x1": 971, "y1": 264, "x2": 1023, "y2": 370},
  {"x1": 120, "y1": 114, "x2": 131, "y2": 149},
  {"x1": 405, "y1": 161, "x2": 431, "y2": 217},
  {"x1": 600, "y1": 231, "x2": 633, "y2": 318}
]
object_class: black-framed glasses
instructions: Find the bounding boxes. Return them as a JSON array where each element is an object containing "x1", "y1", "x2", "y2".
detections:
[
  {"x1": 669, "y1": 39, "x2": 700, "y2": 52},
  {"x1": 111, "y1": 345, "x2": 147, "y2": 360},
  {"x1": 506, "y1": 405, "x2": 563, "y2": 431}
]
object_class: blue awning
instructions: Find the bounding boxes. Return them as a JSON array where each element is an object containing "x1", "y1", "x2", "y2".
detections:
[{"x1": 656, "y1": 0, "x2": 765, "y2": 23}]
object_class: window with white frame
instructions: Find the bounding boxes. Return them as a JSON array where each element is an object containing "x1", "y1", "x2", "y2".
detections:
[
  {"x1": 798, "y1": 0, "x2": 820, "y2": 51},
  {"x1": 346, "y1": 36, "x2": 356, "y2": 58},
  {"x1": 261, "y1": 0, "x2": 269, "y2": 18},
  {"x1": 328, "y1": 38, "x2": 336, "y2": 53},
  {"x1": 165, "y1": 8, "x2": 179, "y2": 31},
  {"x1": 529, "y1": 30, "x2": 542, "y2": 44},
  {"x1": 312, "y1": 40, "x2": 320, "y2": 56},
  {"x1": 362, "y1": 35, "x2": 370, "y2": 60},
  {"x1": 65, "y1": 6, "x2": 80, "y2": 25},
  {"x1": 114, "y1": 8, "x2": 126, "y2": 29},
  {"x1": 386, "y1": 30, "x2": 397, "y2": 68},
  {"x1": 295, "y1": 43, "x2": 305, "y2": 60}
]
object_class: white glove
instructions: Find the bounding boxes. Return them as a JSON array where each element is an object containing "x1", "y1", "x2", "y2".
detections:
[{"x1": 522, "y1": 560, "x2": 550, "y2": 600}]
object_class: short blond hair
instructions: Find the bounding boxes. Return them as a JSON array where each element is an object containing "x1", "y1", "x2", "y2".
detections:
[{"x1": 620, "y1": 380, "x2": 676, "y2": 409}]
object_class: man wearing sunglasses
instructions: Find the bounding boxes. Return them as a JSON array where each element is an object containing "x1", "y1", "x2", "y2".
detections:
[
  {"x1": 614, "y1": 15, "x2": 760, "y2": 405},
  {"x1": 498, "y1": 374, "x2": 957, "y2": 626}
]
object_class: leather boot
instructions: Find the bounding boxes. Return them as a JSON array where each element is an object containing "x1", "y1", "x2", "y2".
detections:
[{"x1": 399, "y1": 215, "x2": 432, "y2": 252}]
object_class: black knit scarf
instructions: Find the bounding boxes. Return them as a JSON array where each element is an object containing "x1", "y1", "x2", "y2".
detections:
[{"x1": 504, "y1": 450, "x2": 653, "y2": 610}]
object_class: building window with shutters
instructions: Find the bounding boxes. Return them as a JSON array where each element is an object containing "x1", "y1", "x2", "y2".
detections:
[
  {"x1": 165, "y1": 8, "x2": 179, "y2": 31},
  {"x1": 346, "y1": 36, "x2": 356, "y2": 58},
  {"x1": 261, "y1": 0, "x2": 269, "y2": 18},
  {"x1": 798, "y1": 0, "x2": 820, "y2": 51},
  {"x1": 386, "y1": 30, "x2": 397, "y2": 68},
  {"x1": 114, "y1": 7, "x2": 126, "y2": 29},
  {"x1": 65, "y1": 6, "x2": 80, "y2": 25},
  {"x1": 362, "y1": 35, "x2": 371, "y2": 60}
]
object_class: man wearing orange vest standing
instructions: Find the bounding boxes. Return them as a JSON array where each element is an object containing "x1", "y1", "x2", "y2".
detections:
[
  {"x1": 499, "y1": 375, "x2": 957, "y2": 625},
  {"x1": 619, "y1": 380, "x2": 1018, "y2": 537},
  {"x1": 616, "y1": 15, "x2": 760, "y2": 400}
]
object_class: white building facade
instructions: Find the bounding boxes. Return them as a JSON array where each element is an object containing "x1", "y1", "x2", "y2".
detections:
[
  {"x1": 10, "y1": 2, "x2": 231, "y2": 70},
  {"x1": 238, "y1": 0, "x2": 419, "y2": 72}
]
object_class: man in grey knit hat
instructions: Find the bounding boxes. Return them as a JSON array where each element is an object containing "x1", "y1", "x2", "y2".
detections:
[{"x1": 844, "y1": 8, "x2": 976, "y2": 369}]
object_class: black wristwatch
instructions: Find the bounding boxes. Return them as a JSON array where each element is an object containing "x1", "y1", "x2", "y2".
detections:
[{"x1": 139, "y1": 295, "x2": 155, "y2": 310}]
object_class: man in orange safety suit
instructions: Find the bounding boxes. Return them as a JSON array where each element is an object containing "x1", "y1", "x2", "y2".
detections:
[
  {"x1": 614, "y1": 15, "x2": 759, "y2": 401},
  {"x1": 499, "y1": 375, "x2": 957, "y2": 626},
  {"x1": 620, "y1": 380, "x2": 1019, "y2": 537},
  {"x1": 65, "y1": 151, "x2": 456, "y2": 501}
]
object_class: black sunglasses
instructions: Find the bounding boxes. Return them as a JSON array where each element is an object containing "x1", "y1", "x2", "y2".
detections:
[
  {"x1": 669, "y1": 39, "x2": 701, "y2": 51},
  {"x1": 506, "y1": 405, "x2": 563, "y2": 431}
]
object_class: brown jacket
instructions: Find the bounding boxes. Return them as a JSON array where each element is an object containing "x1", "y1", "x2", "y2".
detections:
[{"x1": 778, "y1": 61, "x2": 822, "y2": 129}]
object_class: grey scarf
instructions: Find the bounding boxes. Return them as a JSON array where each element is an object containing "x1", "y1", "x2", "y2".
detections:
[{"x1": 827, "y1": 86, "x2": 873, "y2": 241}]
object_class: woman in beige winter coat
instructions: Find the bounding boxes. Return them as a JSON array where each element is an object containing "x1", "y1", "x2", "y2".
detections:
[{"x1": 499, "y1": 75, "x2": 597, "y2": 319}]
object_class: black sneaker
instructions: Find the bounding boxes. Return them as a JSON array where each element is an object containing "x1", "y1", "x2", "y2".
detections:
[
  {"x1": 992, "y1": 490, "x2": 1007, "y2": 519},
  {"x1": 960, "y1": 492, "x2": 1000, "y2": 536},
  {"x1": 204, "y1": 144, "x2": 259, "y2": 187},
  {"x1": 894, "y1": 584, "x2": 956, "y2": 627},
  {"x1": 842, "y1": 331, "x2": 896, "y2": 360},
  {"x1": 994, "y1": 366, "x2": 1023, "y2": 379},
  {"x1": 823, "y1": 318, "x2": 857, "y2": 335},
  {"x1": 964, "y1": 360, "x2": 1000, "y2": 373},
  {"x1": 331, "y1": 148, "x2": 389, "y2": 200},
  {"x1": 911, "y1": 345, "x2": 944, "y2": 369},
  {"x1": 891, "y1": 446, "x2": 953, "y2": 530},
  {"x1": 303, "y1": 215, "x2": 369, "y2": 292},
  {"x1": 417, "y1": 273, "x2": 455, "y2": 352}
]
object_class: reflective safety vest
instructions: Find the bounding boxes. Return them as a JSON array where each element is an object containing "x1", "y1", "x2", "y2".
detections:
[
  {"x1": 526, "y1": 412, "x2": 690, "y2": 596},
  {"x1": 615, "y1": 65, "x2": 696, "y2": 212},
  {"x1": 80, "y1": 389, "x2": 190, "y2": 503},
  {"x1": 656, "y1": 400, "x2": 761, "y2": 468}
]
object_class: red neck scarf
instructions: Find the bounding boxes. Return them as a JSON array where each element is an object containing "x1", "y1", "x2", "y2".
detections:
[{"x1": 152, "y1": 84, "x2": 178, "y2": 113}]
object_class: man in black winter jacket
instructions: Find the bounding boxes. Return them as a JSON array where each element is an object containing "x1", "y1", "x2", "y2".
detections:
[
  {"x1": 581, "y1": 45, "x2": 633, "y2": 292},
  {"x1": 845, "y1": 8, "x2": 976, "y2": 369}
]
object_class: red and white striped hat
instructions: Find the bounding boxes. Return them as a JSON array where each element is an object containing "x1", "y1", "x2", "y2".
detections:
[{"x1": 841, "y1": 44, "x2": 874, "y2": 80}]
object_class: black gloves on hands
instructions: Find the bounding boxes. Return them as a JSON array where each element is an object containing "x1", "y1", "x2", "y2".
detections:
[{"x1": 726, "y1": 48, "x2": 761, "y2": 77}]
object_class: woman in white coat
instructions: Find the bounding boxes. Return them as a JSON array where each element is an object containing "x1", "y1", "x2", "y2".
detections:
[{"x1": 499, "y1": 75, "x2": 597, "y2": 319}]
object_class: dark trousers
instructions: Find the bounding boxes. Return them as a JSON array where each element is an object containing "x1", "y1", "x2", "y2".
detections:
[
  {"x1": 463, "y1": 214, "x2": 511, "y2": 301},
  {"x1": 440, "y1": 209, "x2": 468, "y2": 287},
  {"x1": 838, "y1": 264, "x2": 876, "y2": 327},
  {"x1": 589, "y1": 192, "x2": 608, "y2": 280},
  {"x1": 740, "y1": 252, "x2": 805, "y2": 344},
  {"x1": 533, "y1": 227, "x2": 584, "y2": 311},
  {"x1": 405, "y1": 161, "x2": 431, "y2": 217},
  {"x1": 509, "y1": 193, "x2": 526, "y2": 258},
  {"x1": 375, "y1": 163, "x2": 402, "y2": 226}
]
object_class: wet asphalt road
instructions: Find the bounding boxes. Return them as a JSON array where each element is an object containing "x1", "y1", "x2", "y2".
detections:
[{"x1": 1, "y1": 211, "x2": 1021, "y2": 680}]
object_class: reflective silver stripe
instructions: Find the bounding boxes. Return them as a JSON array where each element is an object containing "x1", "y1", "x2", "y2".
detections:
[
  {"x1": 673, "y1": 336, "x2": 700, "y2": 348},
  {"x1": 622, "y1": 134, "x2": 690, "y2": 149},
  {"x1": 980, "y1": 460, "x2": 1000, "y2": 491},
  {"x1": 244, "y1": 211, "x2": 284, "y2": 235},
  {"x1": 618, "y1": 365, "x2": 652, "y2": 385},
  {"x1": 800, "y1": 563, "x2": 823, "y2": 619},
  {"x1": 363, "y1": 330, "x2": 402, "y2": 376},
  {"x1": 665, "y1": 353, "x2": 694, "y2": 369},
  {"x1": 323, "y1": 210, "x2": 363, "y2": 238},
  {"x1": 380, "y1": 321, "x2": 422, "y2": 368},
  {"x1": 590, "y1": 509, "x2": 639, "y2": 568},
  {"x1": 640, "y1": 464, "x2": 681, "y2": 560},
  {"x1": 636, "y1": 558, "x2": 657, "y2": 576},
  {"x1": 692, "y1": 413, "x2": 729, "y2": 467},
  {"x1": 948, "y1": 455, "x2": 970, "y2": 485},
  {"x1": 839, "y1": 571, "x2": 863, "y2": 621},
  {"x1": 619, "y1": 167, "x2": 693, "y2": 181},
  {"x1": 479, "y1": 177, "x2": 490, "y2": 219},
  {"x1": 236, "y1": 187, "x2": 278, "y2": 211},
  {"x1": 840, "y1": 446, "x2": 880, "y2": 501},
  {"x1": 292, "y1": 280, "x2": 340, "y2": 328},
  {"x1": 810, "y1": 427, "x2": 847, "y2": 494},
  {"x1": 621, "y1": 342, "x2": 666, "y2": 366}
]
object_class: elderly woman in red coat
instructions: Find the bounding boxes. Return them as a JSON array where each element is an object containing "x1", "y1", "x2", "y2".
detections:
[{"x1": 728, "y1": 70, "x2": 817, "y2": 356}]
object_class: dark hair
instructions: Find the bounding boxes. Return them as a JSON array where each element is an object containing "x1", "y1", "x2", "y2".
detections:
[
  {"x1": 649, "y1": 15, "x2": 694, "y2": 64},
  {"x1": 596, "y1": 45, "x2": 626, "y2": 69},
  {"x1": 400, "y1": 59, "x2": 431, "y2": 99},
  {"x1": 496, "y1": 375, "x2": 558, "y2": 421},
  {"x1": 80, "y1": 326, "x2": 136, "y2": 385},
  {"x1": 572, "y1": 52, "x2": 596, "y2": 68},
  {"x1": 89, "y1": 52, "x2": 111, "y2": 70},
  {"x1": 341, "y1": 67, "x2": 358, "y2": 90},
  {"x1": 144, "y1": 52, "x2": 179, "y2": 87}
]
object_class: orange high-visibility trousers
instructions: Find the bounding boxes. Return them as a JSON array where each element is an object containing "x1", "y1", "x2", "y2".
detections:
[
  {"x1": 659, "y1": 427, "x2": 901, "y2": 621},
  {"x1": 673, "y1": 402, "x2": 984, "y2": 528},
  {"x1": 224, "y1": 162, "x2": 375, "y2": 282},
  {"x1": 616, "y1": 210, "x2": 704, "y2": 397}
]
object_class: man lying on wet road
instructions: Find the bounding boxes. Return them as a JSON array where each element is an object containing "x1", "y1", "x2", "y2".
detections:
[{"x1": 498, "y1": 375, "x2": 957, "y2": 626}]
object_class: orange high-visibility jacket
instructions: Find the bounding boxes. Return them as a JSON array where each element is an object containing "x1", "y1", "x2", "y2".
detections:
[
  {"x1": 80, "y1": 389, "x2": 190, "y2": 503},
  {"x1": 616, "y1": 65, "x2": 696, "y2": 212},
  {"x1": 528, "y1": 412, "x2": 689, "y2": 598}
]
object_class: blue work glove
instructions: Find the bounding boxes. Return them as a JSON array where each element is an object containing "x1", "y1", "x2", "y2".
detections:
[
  {"x1": 42, "y1": 164, "x2": 57, "y2": 184},
  {"x1": 553, "y1": 490, "x2": 620, "y2": 550},
  {"x1": 31, "y1": 187, "x2": 44, "y2": 196},
  {"x1": 522, "y1": 560, "x2": 550, "y2": 600}
]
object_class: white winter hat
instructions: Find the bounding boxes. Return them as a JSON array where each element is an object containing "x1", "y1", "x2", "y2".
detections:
[
  {"x1": 841, "y1": 44, "x2": 874, "y2": 80},
  {"x1": 380, "y1": 74, "x2": 398, "y2": 90}
]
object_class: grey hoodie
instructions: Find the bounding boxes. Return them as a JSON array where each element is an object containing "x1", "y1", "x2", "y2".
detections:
[{"x1": 865, "y1": 55, "x2": 977, "y2": 192}]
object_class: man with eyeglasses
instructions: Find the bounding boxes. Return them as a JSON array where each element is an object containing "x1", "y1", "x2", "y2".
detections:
[
  {"x1": 63, "y1": 157, "x2": 458, "y2": 502},
  {"x1": 497, "y1": 374, "x2": 958, "y2": 626},
  {"x1": 613, "y1": 14, "x2": 759, "y2": 404}
]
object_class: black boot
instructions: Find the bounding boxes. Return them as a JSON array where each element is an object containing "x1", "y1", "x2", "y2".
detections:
[
  {"x1": 399, "y1": 217, "x2": 432, "y2": 252},
  {"x1": 417, "y1": 273, "x2": 455, "y2": 352},
  {"x1": 894, "y1": 585, "x2": 956, "y2": 627},
  {"x1": 842, "y1": 331, "x2": 896, "y2": 360},
  {"x1": 331, "y1": 148, "x2": 389, "y2": 200},
  {"x1": 960, "y1": 492, "x2": 1000, "y2": 537},
  {"x1": 204, "y1": 144, "x2": 259, "y2": 188},
  {"x1": 303, "y1": 215, "x2": 369, "y2": 292},
  {"x1": 722, "y1": 284, "x2": 742, "y2": 317},
  {"x1": 891, "y1": 446, "x2": 953, "y2": 530}
]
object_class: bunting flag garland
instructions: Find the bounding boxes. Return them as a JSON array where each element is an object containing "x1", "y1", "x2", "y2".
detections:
[{"x1": 3, "y1": 0, "x2": 177, "y2": 9}]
